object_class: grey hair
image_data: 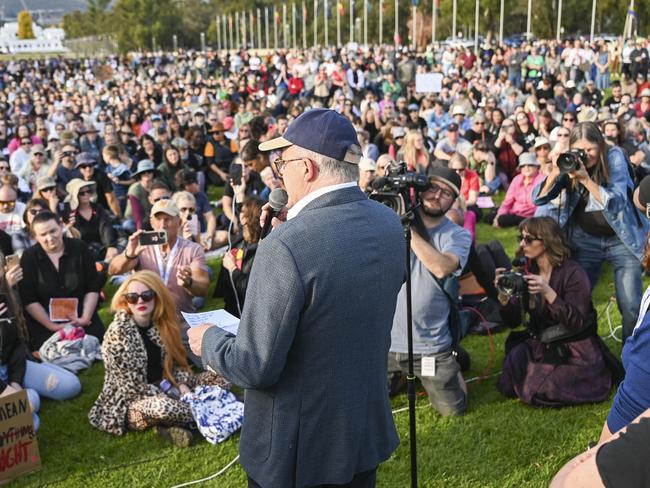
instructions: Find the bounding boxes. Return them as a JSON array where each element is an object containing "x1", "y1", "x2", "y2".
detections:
[
  {"x1": 302, "y1": 149, "x2": 359, "y2": 183},
  {"x1": 171, "y1": 190, "x2": 196, "y2": 206}
]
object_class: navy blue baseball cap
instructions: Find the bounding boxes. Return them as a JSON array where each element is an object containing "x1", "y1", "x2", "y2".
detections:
[{"x1": 259, "y1": 108, "x2": 362, "y2": 164}]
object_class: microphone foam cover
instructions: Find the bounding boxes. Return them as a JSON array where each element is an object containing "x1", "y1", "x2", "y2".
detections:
[{"x1": 269, "y1": 188, "x2": 289, "y2": 210}]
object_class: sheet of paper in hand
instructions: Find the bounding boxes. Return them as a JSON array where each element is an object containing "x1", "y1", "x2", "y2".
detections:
[
  {"x1": 181, "y1": 310, "x2": 240, "y2": 335},
  {"x1": 48, "y1": 298, "x2": 79, "y2": 323},
  {"x1": 0, "y1": 389, "x2": 41, "y2": 483}
]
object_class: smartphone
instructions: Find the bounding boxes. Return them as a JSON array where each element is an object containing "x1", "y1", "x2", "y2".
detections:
[
  {"x1": 139, "y1": 230, "x2": 168, "y2": 246},
  {"x1": 5, "y1": 254, "x2": 19, "y2": 270},
  {"x1": 229, "y1": 161, "x2": 243, "y2": 185}
]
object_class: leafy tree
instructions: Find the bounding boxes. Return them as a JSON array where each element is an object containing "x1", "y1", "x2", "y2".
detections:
[
  {"x1": 17, "y1": 10, "x2": 35, "y2": 40},
  {"x1": 113, "y1": 0, "x2": 180, "y2": 52}
]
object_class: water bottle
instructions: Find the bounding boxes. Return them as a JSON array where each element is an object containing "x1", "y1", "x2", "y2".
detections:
[{"x1": 159, "y1": 379, "x2": 181, "y2": 400}]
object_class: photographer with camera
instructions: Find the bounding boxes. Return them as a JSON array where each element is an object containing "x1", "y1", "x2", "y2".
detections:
[
  {"x1": 495, "y1": 217, "x2": 617, "y2": 407},
  {"x1": 533, "y1": 122, "x2": 648, "y2": 343},
  {"x1": 388, "y1": 166, "x2": 472, "y2": 416}
]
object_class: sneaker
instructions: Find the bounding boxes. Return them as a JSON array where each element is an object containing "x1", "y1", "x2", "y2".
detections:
[{"x1": 156, "y1": 426, "x2": 193, "y2": 448}]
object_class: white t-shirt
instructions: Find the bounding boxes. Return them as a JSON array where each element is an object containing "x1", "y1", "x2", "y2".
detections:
[{"x1": 0, "y1": 201, "x2": 25, "y2": 236}]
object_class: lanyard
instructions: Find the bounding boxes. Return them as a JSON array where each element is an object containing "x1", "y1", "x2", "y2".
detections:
[{"x1": 153, "y1": 239, "x2": 180, "y2": 285}]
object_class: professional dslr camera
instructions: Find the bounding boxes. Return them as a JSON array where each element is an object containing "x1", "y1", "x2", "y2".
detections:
[
  {"x1": 496, "y1": 257, "x2": 528, "y2": 299},
  {"x1": 370, "y1": 161, "x2": 430, "y2": 215},
  {"x1": 556, "y1": 148, "x2": 588, "y2": 174}
]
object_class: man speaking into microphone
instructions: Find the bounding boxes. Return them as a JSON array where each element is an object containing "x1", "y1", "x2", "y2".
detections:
[{"x1": 188, "y1": 109, "x2": 406, "y2": 488}]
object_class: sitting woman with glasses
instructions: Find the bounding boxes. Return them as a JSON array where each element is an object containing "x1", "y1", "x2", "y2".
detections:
[
  {"x1": 495, "y1": 217, "x2": 619, "y2": 407},
  {"x1": 534, "y1": 122, "x2": 649, "y2": 344},
  {"x1": 18, "y1": 210, "x2": 105, "y2": 351},
  {"x1": 60, "y1": 179, "x2": 118, "y2": 262},
  {"x1": 88, "y1": 270, "x2": 229, "y2": 446},
  {"x1": 12, "y1": 198, "x2": 49, "y2": 253},
  {"x1": 35, "y1": 176, "x2": 63, "y2": 214}
]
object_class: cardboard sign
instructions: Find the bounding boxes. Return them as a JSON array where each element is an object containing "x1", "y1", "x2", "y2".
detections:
[
  {"x1": 48, "y1": 298, "x2": 78, "y2": 323},
  {"x1": 415, "y1": 73, "x2": 443, "y2": 93},
  {"x1": 0, "y1": 390, "x2": 40, "y2": 483}
]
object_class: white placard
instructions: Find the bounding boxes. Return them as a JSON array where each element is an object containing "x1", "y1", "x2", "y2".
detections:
[
  {"x1": 181, "y1": 309, "x2": 240, "y2": 335},
  {"x1": 415, "y1": 73, "x2": 443, "y2": 93}
]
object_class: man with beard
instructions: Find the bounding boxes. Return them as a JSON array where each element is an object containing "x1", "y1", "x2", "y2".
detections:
[{"x1": 388, "y1": 166, "x2": 472, "y2": 416}]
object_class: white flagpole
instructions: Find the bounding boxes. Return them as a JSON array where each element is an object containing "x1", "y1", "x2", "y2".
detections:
[
  {"x1": 590, "y1": 0, "x2": 597, "y2": 42},
  {"x1": 452, "y1": 0, "x2": 457, "y2": 42},
  {"x1": 526, "y1": 0, "x2": 532, "y2": 41},
  {"x1": 325, "y1": 0, "x2": 329, "y2": 46},
  {"x1": 274, "y1": 6, "x2": 278, "y2": 48},
  {"x1": 314, "y1": 0, "x2": 319, "y2": 46},
  {"x1": 337, "y1": 2, "x2": 341, "y2": 46},
  {"x1": 293, "y1": 3, "x2": 297, "y2": 48},
  {"x1": 474, "y1": 0, "x2": 479, "y2": 52},
  {"x1": 236, "y1": 11, "x2": 240, "y2": 47},
  {"x1": 364, "y1": 0, "x2": 368, "y2": 45},
  {"x1": 303, "y1": 0, "x2": 308, "y2": 48},
  {"x1": 265, "y1": 8, "x2": 270, "y2": 49}
]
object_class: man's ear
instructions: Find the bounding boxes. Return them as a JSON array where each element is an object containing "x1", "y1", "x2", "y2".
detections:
[{"x1": 304, "y1": 158, "x2": 319, "y2": 182}]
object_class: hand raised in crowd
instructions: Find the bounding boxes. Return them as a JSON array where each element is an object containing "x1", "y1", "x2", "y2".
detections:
[
  {"x1": 176, "y1": 265, "x2": 193, "y2": 289},
  {"x1": 4, "y1": 264, "x2": 23, "y2": 288},
  {"x1": 259, "y1": 202, "x2": 288, "y2": 231},
  {"x1": 181, "y1": 220, "x2": 193, "y2": 240},
  {"x1": 124, "y1": 229, "x2": 146, "y2": 259}
]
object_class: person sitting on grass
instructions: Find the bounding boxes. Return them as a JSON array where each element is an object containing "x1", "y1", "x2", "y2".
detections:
[
  {"x1": 492, "y1": 152, "x2": 545, "y2": 228},
  {"x1": 0, "y1": 250, "x2": 81, "y2": 430},
  {"x1": 18, "y1": 211, "x2": 105, "y2": 352},
  {"x1": 495, "y1": 216, "x2": 619, "y2": 407},
  {"x1": 88, "y1": 270, "x2": 229, "y2": 447}
]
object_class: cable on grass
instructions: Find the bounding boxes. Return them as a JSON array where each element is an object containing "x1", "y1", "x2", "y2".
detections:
[
  {"x1": 170, "y1": 455, "x2": 240, "y2": 487},
  {"x1": 602, "y1": 297, "x2": 622, "y2": 343}
]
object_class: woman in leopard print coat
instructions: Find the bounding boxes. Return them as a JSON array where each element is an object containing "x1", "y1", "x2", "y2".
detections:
[{"x1": 88, "y1": 270, "x2": 228, "y2": 436}]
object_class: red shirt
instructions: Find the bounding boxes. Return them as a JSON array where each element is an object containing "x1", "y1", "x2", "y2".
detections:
[
  {"x1": 288, "y1": 77, "x2": 304, "y2": 95},
  {"x1": 460, "y1": 168, "x2": 480, "y2": 201}
]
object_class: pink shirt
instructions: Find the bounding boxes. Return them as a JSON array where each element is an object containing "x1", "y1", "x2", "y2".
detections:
[
  {"x1": 496, "y1": 172, "x2": 545, "y2": 218},
  {"x1": 135, "y1": 237, "x2": 208, "y2": 315}
]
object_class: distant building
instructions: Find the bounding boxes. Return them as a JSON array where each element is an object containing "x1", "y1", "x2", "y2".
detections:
[{"x1": 0, "y1": 21, "x2": 67, "y2": 53}]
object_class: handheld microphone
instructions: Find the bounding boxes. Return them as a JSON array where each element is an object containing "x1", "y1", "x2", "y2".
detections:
[{"x1": 260, "y1": 188, "x2": 288, "y2": 239}]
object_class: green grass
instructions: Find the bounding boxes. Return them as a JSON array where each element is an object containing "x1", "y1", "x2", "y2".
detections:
[{"x1": 14, "y1": 194, "x2": 630, "y2": 487}]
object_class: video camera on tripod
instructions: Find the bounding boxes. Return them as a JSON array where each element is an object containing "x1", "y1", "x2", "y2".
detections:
[{"x1": 369, "y1": 161, "x2": 430, "y2": 215}]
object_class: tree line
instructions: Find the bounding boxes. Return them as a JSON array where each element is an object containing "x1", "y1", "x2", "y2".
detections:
[{"x1": 61, "y1": 0, "x2": 646, "y2": 53}]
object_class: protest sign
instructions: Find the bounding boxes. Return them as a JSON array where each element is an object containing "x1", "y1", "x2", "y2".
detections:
[{"x1": 0, "y1": 390, "x2": 40, "y2": 483}]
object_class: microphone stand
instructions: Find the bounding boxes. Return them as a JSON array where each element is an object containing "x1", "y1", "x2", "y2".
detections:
[{"x1": 400, "y1": 204, "x2": 419, "y2": 488}]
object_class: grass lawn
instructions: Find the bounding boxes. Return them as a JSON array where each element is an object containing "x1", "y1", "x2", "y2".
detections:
[{"x1": 14, "y1": 194, "x2": 630, "y2": 487}]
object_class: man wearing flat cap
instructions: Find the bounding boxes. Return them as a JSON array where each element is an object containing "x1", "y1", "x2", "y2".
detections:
[{"x1": 189, "y1": 109, "x2": 406, "y2": 487}]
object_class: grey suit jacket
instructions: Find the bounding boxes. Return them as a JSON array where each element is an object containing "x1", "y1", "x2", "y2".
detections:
[{"x1": 202, "y1": 186, "x2": 406, "y2": 487}]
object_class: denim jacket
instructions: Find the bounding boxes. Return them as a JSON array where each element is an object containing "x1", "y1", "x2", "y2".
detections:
[{"x1": 532, "y1": 146, "x2": 649, "y2": 260}]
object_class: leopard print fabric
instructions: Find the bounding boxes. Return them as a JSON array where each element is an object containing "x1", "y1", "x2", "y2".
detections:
[{"x1": 88, "y1": 310, "x2": 229, "y2": 435}]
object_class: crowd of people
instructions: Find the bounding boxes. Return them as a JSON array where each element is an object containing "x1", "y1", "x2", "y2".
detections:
[{"x1": 0, "y1": 33, "x2": 649, "y2": 484}]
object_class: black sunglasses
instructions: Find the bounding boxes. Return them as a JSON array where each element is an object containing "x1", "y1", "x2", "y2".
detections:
[
  {"x1": 518, "y1": 234, "x2": 542, "y2": 245},
  {"x1": 78, "y1": 189, "x2": 94, "y2": 197},
  {"x1": 124, "y1": 290, "x2": 155, "y2": 304},
  {"x1": 153, "y1": 196, "x2": 171, "y2": 203}
]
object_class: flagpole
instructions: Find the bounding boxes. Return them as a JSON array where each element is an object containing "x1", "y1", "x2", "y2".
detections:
[
  {"x1": 474, "y1": 0, "x2": 479, "y2": 52},
  {"x1": 293, "y1": 3, "x2": 297, "y2": 48},
  {"x1": 273, "y1": 6, "x2": 278, "y2": 48},
  {"x1": 500, "y1": 0, "x2": 504, "y2": 44},
  {"x1": 303, "y1": 0, "x2": 308, "y2": 48},
  {"x1": 236, "y1": 11, "x2": 240, "y2": 47},
  {"x1": 452, "y1": 0, "x2": 457, "y2": 42},
  {"x1": 283, "y1": 4, "x2": 288, "y2": 47},
  {"x1": 350, "y1": 0, "x2": 354, "y2": 43},
  {"x1": 314, "y1": 0, "x2": 319, "y2": 46},
  {"x1": 325, "y1": 0, "x2": 329, "y2": 46},
  {"x1": 379, "y1": 0, "x2": 383, "y2": 44},
  {"x1": 590, "y1": 0, "x2": 597, "y2": 42},
  {"x1": 412, "y1": 3, "x2": 416, "y2": 50},
  {"x1": 265, "y1": 7, "x2": 270, "y2": 50},
  {"x1": 216, "y1": 14, "x2": 221, "y2": 51},
  {"x1": 229, "y1": 15, "x2": 233, "y2": 50},
  {"x1": 257, "y1": 8, "x2": 262, "y2": 50},
  {"x1": 248, "y1": 10, "x2": 255, "y2": 49},
  {"x1": 395, "y1": 0, "x2": 398, "y2": 45},
  {"x1": 364, "y1": 0, "x2": 368, "y2": 45},
  {"x1": 242, "y1": 11, "x2": 247, "y2": 48},
  {"x1": 337, "y1": 2, "x2": 341, "y2": 45},
  {"x1": 526, "y1": 0, "x2": 532, "y2": 41}
]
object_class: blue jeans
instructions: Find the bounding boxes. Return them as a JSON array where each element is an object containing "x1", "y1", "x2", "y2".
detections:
[
  {"x1": 23, "y1": 360, "x2": 81, "y2": 401},
  {"x1": 25, "y1": 388, "x2": 40, "y2": 431},
  {"x1": 570, "y1": 225, "x2": 642, "y2": 343}
]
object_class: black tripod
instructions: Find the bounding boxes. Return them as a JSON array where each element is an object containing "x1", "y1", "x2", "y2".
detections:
[{"x1": 400, "y1": 205, "x2": 419, "y2": 488}]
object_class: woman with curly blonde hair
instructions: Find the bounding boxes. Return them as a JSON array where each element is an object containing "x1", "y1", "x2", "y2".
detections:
[{"x1": 88, "y1": 270, "x2": 229, "y2": 447}]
